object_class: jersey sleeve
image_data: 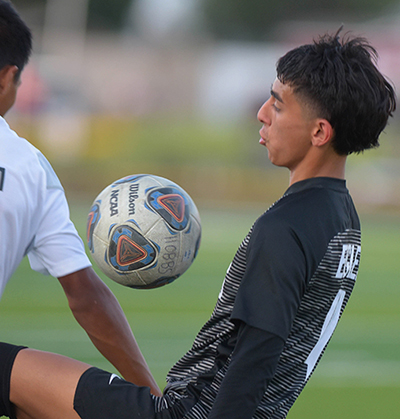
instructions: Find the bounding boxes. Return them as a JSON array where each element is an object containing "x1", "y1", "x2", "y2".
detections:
[
  {"x1": 27, "y1": 152, "x2": 91, "y2": 278},
  {"x1": 231, "y1": 214, "x2": 307, "y2": 341}
]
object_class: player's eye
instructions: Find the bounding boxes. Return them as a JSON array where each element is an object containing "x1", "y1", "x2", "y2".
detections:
[{"x1": 272, "y1": 101, "x2": 281, "y2": 112}]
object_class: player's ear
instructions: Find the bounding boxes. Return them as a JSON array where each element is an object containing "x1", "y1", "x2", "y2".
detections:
[
  {"x1": 311, "y1": 118, "x2": 334, "y2": 148},
  {"x1": 0, "y1": 65, "x2": 19, "y2": 94}
]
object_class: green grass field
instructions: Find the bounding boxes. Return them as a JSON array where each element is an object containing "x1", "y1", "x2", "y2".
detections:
[{"x1": 1, "y1": 203, "x2": 399, "y2": 418}]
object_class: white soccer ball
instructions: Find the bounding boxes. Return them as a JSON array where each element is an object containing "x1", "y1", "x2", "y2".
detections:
[{"x1": 86, "y1": 174, "x2": 201, "y2": 289}]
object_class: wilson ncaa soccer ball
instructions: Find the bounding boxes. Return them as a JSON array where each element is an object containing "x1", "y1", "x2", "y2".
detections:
[{"x1": 86, "y1": 174, "x2": 201, "y2": 289}]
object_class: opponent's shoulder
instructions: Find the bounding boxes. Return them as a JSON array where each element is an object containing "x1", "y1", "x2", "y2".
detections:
[
  {"x1": 0, "y1": 119, "x2": 39, "y2": 164},
  {"x1": 0, "y1": 119, "x2": 62, "y2": 190}
]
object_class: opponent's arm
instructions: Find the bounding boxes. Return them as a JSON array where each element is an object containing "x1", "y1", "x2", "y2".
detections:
[
  {"x1": 58, "y1": 267, "x2": 161, "y2": 396},
  {"x1": 208, "y1": 322, "x2": 284, "y2": 419}
]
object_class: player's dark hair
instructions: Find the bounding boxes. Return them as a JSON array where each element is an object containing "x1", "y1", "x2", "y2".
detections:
[
  {"x1": 0, "y1": 0, "x2": 32, "y2": 80},
  {"x1": 276, "y1": 27, "x2": 397, "y2": 155}
]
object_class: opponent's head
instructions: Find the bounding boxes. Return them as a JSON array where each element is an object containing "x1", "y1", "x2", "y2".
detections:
[
  {"x1": 0, "y1": 1, "x2": 32, "y2": 115},
  {"x1": 276, "y1": 28, "x2": 396, "y2": 155},
  {"x1": 0, "y1": 0, "x2": 32, "y2": 79}
]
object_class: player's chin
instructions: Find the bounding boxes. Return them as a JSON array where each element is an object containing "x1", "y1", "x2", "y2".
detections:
[{"x1": 267, "y1": 152, "x2": 284, "y2": 167}]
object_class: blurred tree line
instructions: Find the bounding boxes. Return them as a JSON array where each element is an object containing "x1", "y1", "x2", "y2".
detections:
[
  {"x1": 94, "y1": 0, "x2": 398, "y2": 37},
  {"x1": 13, "y1": 0, "x2": 399, "y2": 38},
  {"x1": 202, "y1": 0, "x2": 398, "y2": 40}
]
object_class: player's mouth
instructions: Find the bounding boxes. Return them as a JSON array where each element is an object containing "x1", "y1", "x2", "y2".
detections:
[{"x1": 259, "y1": 129, "x2": 267, "y2": 146}]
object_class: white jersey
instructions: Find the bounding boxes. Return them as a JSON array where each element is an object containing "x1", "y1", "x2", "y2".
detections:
[{"x1": 0, "y1": 116, "x2": 91, "y2": 298}]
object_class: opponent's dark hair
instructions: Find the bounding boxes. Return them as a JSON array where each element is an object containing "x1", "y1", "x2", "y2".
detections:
[
  {"x1": 276, "y1": 27, "x2": 397, "y2": 155},
  {"x1": 0, "y1": 0, "x2": 32, "y2": 79}
]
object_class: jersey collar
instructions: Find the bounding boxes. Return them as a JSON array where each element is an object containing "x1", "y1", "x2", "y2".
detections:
[{"x1": 285, "y1": 177, "x2": 347, "y2": 196}]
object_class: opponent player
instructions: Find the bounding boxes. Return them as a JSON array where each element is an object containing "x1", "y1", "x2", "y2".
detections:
[
  {"x1": 0, "y1": 21, "x2": 396, "y2": 419},
  {"x1": 0, "y1": 0, "x2": 159, "y2": 394}
]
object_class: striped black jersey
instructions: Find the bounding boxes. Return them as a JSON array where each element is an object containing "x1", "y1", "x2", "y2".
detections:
[{"x1": 160, "y1": 177, "x2": 361, "y2": 418}]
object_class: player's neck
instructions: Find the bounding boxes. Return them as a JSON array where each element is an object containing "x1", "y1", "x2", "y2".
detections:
[{"x1": 288, "y1": 153, "x2": 347, "y2": 186}]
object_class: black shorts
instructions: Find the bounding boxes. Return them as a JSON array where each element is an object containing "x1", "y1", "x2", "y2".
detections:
[
  {"x1": 73, "y1": 367, "x2": 197, "y2": 419},
  {"x1": 74, "y1": 367, "x2": 158, "y2": 419}
]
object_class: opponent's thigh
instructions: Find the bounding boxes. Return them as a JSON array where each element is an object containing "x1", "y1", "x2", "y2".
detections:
[{"x1": 10, "y1": 348, "x2": 91, "y2": 419}]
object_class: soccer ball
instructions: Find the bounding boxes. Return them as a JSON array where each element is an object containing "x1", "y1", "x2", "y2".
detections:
[{"x1": 86, "y1": 174, "x2": 201, "y2": 289}]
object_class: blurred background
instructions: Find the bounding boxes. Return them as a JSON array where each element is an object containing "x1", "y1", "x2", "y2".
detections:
[
  {"x1": 1, "y1": 0, "x2": 400, "y2": 418},
  {"x1": 7, "y1": 0, "x2": 400, "y2": 209}
]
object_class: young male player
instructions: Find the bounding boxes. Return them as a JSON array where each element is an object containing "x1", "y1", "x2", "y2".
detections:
[
  {"x1": 0, "y1": 25, "x2": 396, "y2": 419},
  {"x1": 0, "y1": 0, "x2": 159, "y2": 394}
]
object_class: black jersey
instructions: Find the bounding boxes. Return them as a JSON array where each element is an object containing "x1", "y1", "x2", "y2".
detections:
[{"x1": 161, "y1": 177, "x2": 361, "y2": 418}]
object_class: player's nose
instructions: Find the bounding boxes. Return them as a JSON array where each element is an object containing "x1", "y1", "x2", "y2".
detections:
[{"x1": 257, "y1": 100, "x2": 271, "y2": 126}]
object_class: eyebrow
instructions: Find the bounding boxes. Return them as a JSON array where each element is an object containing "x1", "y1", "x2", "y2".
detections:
[{"x1": 270, "y1": 86, "x2": 284, "y2": 103}]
